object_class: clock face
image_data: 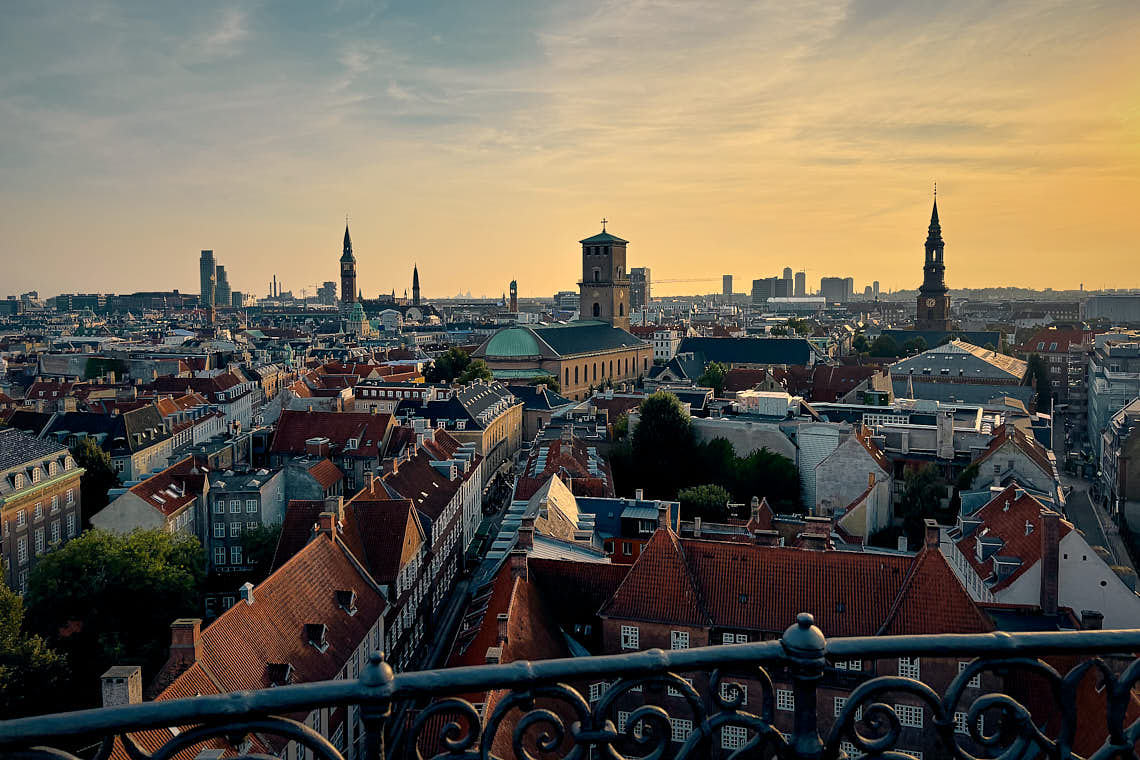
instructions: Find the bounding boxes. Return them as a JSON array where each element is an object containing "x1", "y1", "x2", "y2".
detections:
[{"x1": 926, "y1": 298, "x2": 937, "y2": 307}]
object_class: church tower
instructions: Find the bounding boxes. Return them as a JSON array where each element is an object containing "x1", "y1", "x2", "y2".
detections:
[
  {"x1": 916, "y1": 193, "x2": 951, "y2": 331},
  {"x1": 412, "y1": 264, "x2": 421, "y2": 306},
  {"x1": 578, "y1": 221, "x2": 631, "y2": 331},
  {"x1": 340, "y1": 224, "x2": 357, "y2": 313}
]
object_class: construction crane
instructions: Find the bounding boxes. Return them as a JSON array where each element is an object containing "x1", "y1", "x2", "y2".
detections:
[{"x1": 651, "y1": 277, "x2": 722, "y2": 284}]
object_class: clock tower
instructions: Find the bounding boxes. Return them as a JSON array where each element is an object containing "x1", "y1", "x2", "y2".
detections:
[
  {"x1": 578, "y1": 220, "x2": 631, "y2": 331},
  {"x1": 340, "y1": 223, "x2": 357, "y2": 314},
  {"x1": 916, "y1": 194, "x2": 951, "y2": 331}
]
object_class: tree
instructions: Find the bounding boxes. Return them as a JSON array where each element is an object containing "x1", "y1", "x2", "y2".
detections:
[
  {"x1": 903, "y1": 336, "x2": 928, "y2": 355},
  {"x1": 955, "y1": 462, "x2": 980, "y2": 492},
  {"x1": 242, "y1": 523, "x2": 282, "y2": 581},
  {"x1": 457, "y1": 358, "x2": 494, "y2": 384},
  {"x1": 24, "y1": 530, "x2": 206, "y2": 710},
  {"x1": 678, "y1": 484, "x2": 731, "y2": 522},
  {"x1": 613, "y1": 413, "x2": 629, "y2": 441},
  {"x1": 0, "y1": 582, "x2": 68, "y2": 718},
  {"x1": 852, "y1": 334, "x2": 870, "y2": 353},
  {"x1": 424, "y1": 347, "x2": 471, "y2": 383},
  {"x1": 1027, "y1": 354, "x2": 1053, "y2": 413},
  {"x1": 631, "y1": 392, "x2": 695, "y2": 499},
  {"x1": 870, "y1": 335, "x2": 901, "y2": 358},
  {"x1": 528, "y1": 374, "x2": 560, "y2": 393},
  {"x1": 697, "y1": 361, "x2": 729, "y2": 397},
  {"x1": 71, "y1": 437, "x2": 120, "y2": 525},
  {"x1": 897, "y1": 465, "x2": 948, "y2": 545}
]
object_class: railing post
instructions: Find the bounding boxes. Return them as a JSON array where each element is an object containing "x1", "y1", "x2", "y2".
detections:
[
  {"x1": 781, "y1": 612, "x2": 827, "y2": 760},
  {"x1": 359, "y1": 651, "x2": 395, "y2": 760}
]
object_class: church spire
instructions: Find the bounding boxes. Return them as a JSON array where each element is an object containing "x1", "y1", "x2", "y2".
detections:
[{"x1": 341, "y1": 223, "x2": 355, "y2": 262}]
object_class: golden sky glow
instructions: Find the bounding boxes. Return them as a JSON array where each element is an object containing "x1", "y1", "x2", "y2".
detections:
[{"x1": 2, "y1": 1, "x2": 1139, "y2": 299}]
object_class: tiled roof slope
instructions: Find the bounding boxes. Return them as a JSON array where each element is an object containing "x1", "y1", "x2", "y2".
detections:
[
  {"x1": 307, "y1": 458, "x2": 343, "y2": 489},
  {"x1": 127, "y1": 457, "x2": 205, "y2": 516},
  {"x1": 880, "y1": 548, "x2": 995, "y2": 635},
  {"x1": 270, "y1": 410, "x2": 393, "y2": 458},
  {"x1": 0, "y1": 427, "x2": 68, "y2": 471},
  {"x1": 600, "y1": 529, "x2": 710, "y2": 626},
  {"x1": 976, "y1": 424, "x2": 1055, "y2": 479},
  {"x1": 271, "y1": 500, "x2": 327, "y2": 571}
]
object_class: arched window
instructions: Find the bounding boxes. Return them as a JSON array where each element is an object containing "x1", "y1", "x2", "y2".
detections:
[
  {"x1": 592, "y1": 303, "x2": 601, "y2": 317},
  {"x1": 565, "y1": 367, "x2": 570, "y2": 386},
  {"x1": 609, "y1": 360, "x2": 614, "y2": 376},
  {"x1": 593, "y1": 363, "x2": 597, "y2": 381},
  {"x1": 574, "y1": 366, "x2": 579, "y2": 384},
  {"x1": 619, "y1": 303, "x2": 624, "y2": 316}
]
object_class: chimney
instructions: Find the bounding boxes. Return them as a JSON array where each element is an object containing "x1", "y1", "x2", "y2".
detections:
[
  {"x1": 485, "y1": 646, "x2": 502, "y2": 665},
  {"x1": 635, "y1": 488, "x2": 644, "y2": 501},
  {"x1": 509, "y1": 549, "x2": 528, "y2": 581},
  {"x1": 1080, "y1": 610, "x2": 1104, "y2": 630},
  {"x1": 804, "y1": 516, "x2": 830, "y2": 536},
  {"x1": 518, "y1": 516, "x2": 534, "y2": 550},
  {"x1": 101, "y1": 665, "x2": 142, "y2": 707},
  {"x1": 657, "y1": 503, "x2": 671, "y2": 531},
  {"x1": 324, "y1": 495, "x2": 344, "y2": 520},
  {"x1": 1040, "y1": 509, "x2": 1060, "y2": 616},
  {"x1": 897, "y1": 535, "x2": 909, "y2": 552},
  {"x1": 752, "y1": 529, "x2": 780, "y2": 547},
  {"x1": 240, "y1": 581, "x2": 255, "y2": 605},
  {"x1": 693, "y1": 516, "x2": 702, "y2": 538},
  {"x1": 923, "y1": 518, "x2": 940, "y2": 550},
  {"x1": 317, "y1": 511, "x2": 337, "y2": 538},
  {"x1": 383, "y1": 457, "x2": 399, "y2": 475},
  {"x1": 750, "y1": 496, "x2": 761, "y2": 523},
  {"x1": 169, "y1": 618, "x2": 202, "y2": 667},
  {"x1": 799, "y1": 532, "x2": 828, "y2": 551},
  {"x1": 868, "y1": 471, "x2": 876, "y2": 488},
  {"x1": 497, "y1": 612, "x2": 509, "y2": 644}
]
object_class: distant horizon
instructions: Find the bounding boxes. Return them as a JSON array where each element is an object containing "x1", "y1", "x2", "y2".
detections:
[{"x1": 3, "y1": 2, "x2": 1139, "y2": 298}]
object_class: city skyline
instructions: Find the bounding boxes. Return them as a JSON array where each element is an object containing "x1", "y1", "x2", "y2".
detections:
[{"x1": 3, "y1": 1, "x2": 1140, "y2": 298}]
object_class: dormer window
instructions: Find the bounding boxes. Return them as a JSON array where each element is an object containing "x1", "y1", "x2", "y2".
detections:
[
  {"x1": 306, "y1": 623, "x2": 329, "y2": 652},
  {"x1": 336, "y1": 589, "x2": 358, "y2": 616},
  {"x1": 266, "y1": 662, "x2": 294, "y2": 686}
]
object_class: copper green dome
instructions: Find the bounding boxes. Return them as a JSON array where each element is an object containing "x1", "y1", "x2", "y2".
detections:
[{"x1": 483, "y1": 327, "x2": 542, "y2": 358}]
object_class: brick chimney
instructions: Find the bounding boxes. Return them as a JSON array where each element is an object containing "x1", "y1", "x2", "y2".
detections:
[
  {"x1": 305, "y1": 437, "x2": 330, "y2": 457},
  {"x1": 317, "y1": 511, "x2": 337, "y2": 538},
  {"x1": 324, "y1": 495, "x2": 343, "y2": 520},
  {"x1": 657, "y1": 503, "x2": 671, "y2": 531},
  {"x1": 752, "y1": 529, "x2": 780, "y2": 547},
  {"x1": 1040, "y1": 509, "x2": 1060, "y2": 616},
  {"x1": 518, "y1": 516, "x2": 534, "y2": 550},
  {"x1": 497, "y1": 612, "x2": 509, "y2": 644},
  {"x1": 169, "y1": 618, "x2": 202, "y2": 668},
  {"x1": 923, "y1": 518, "x2": 940, "y2": 550},
  {"x1": 509, "y1": 549, "x2": 528, "y2": 581},
  {"x1": 750, "y1": 496, "x2": 761, "y2": 524},
  {"x1": 693, "y1": 516, "x2": 702, "y2": 538},
  {"x1": 101, "y1": 665, "x2": 142, "y2": 707}
]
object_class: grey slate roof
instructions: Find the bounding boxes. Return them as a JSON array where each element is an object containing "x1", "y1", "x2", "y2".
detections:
[
  {"x1": 507, "y1": 384, "x2": 575, "y2": 411},
  {"x1": 0, "y1": 428, "x2": 68, "y2": 471},
  {"x1": 892, "y1": 379, "x2": 1034, "y2": 406},
  {"x1": 530, "y1": 321, "x2": 646, "y2": 357},
  {"x1": 675, "y1": 337, "x2": 813, "y2": 367}
]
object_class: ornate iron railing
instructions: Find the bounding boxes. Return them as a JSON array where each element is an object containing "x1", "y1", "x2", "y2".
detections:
[{"x1": 4, "y1": 613, "x2": 1140, "y2": 760}]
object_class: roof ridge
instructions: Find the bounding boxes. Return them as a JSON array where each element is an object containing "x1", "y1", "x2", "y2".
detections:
[
  {"x1": 674, "y1": 533, "x2": 714, "y2": 625},
  {"x1": 877, "y1": 548, "x2": 930, "y2": 635}
]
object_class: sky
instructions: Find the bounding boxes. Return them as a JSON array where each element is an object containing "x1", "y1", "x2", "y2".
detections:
[{"x1": 2, "y1": 0, "x2": 1139, "y2": 300}]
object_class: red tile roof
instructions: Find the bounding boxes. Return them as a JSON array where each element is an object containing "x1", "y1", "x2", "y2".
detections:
[
  {"x1": 126, "y1": 457, "x2": 205, "y2": 517},
  {"x1": 854, "y1": 424, "x2": 891, "y2": 474},
  {"x1": 340, "y1": 496, "x2": 424, "y2": 585},
  {"x1": 271, "y1": 500, "x2": 327, "y2": 570},
  {"x1": 307, "y1": 458, "x2": 344, "y2": 489},
  {"x1": 515, "y1": 437, "x2": 615, "y2": 500},
  {"x1": 270, "y1": 410, "x2": 393, "y2": 458},
  {"x1": 1015, "y1": 329, "x2": 1093, "y2": 355},
  {"x1": 880, "y1": 549, "x2": 995, "y2": 634},
  {"x1": 600, "y1": 529, "x2": 710, "y2": 626}
]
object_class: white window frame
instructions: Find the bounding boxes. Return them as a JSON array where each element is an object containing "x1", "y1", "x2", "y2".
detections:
[
  {"x1": 670, "y1": 718, "x2": 692, "y2": 743},
  {"x1": 721, "y1": 725, "x2": 747, "y2": 750},
  {"x1": 720, "y1": 681, "x2": 747, "y2": 705},
  {"x1": 671, "y1": 630, "x2": 690, "y2": 650},
  {"x1": 898, "y1": 656, "x2": 920, "y2": 680},
  {"x1": 246, "y1": 499, "x2": 258, "y2": 513},
  {"x1": 620, "y1": 625, "x2": 639, "y2": 650},
  {"x1": 895, "y1": 703, "x2": 923, "y2": 729},
  {"x1": 776, "y1": 689, "x2": 794, "y2": 711},
  {"x1": 958, "y1": 661, "x2": 982, "y2": 688},
  {"x1": 230, "y1": 545, "x2": 242, "y2": 565}
]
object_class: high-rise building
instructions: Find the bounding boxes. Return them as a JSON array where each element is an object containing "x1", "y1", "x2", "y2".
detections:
[
  {"x1": 629, "y1": 267, "x2": 651, "y2": 311},
  {"x1": 412, "y1": 264, "x2": 421, "y2": 306},
  {"x1": 509, "y1": 280, "x2": 518, "y2": 312},
  {"x1": 916, "y1": 196, "x2": 951, "y2": 330},
  {"x1": 215, "y1": 265, "x2": 231, "y2": 309},
  {"x1": 782, "y1": 267, "x2": 793, "y2": 295},
  {"x1": 844, "y1": 277, "x2": 854, "y2": 301},
  {"x1": 199, "y1": 250, "x2": 216, "y2": 309},
  {"x1": 873, "y1": 281, "x2": 880, "y2": 297},
  {"x1": 317, "y1": 281, "x2": 337, "y2": 305},
  {"x1": 794, "y1": 271, "x2": 806, "y2": 297},
  {"x1": 722, "y1": 274, "x2": 733, "y2": 296},
  {"x1": 231, "y1": 291, "x2": 244, "y2": 308},
  {"x1": 579, "y1": 224, "x2": 631, "y2": 331},
  {"x1": 820, "y1": 277, "x2": 847, "y2": 304},
  {"x1": 751, "y1": 276, "x2": 790, "y2": 306},
  {"x1": 340, "y1": 225, "x2": 357, "y2": 312}
]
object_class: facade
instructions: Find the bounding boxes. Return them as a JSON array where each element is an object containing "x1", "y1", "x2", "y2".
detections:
[
  {"x1": 204, "y1": 468, "x2": 286, "y2": 572},
  {"x1": 340, "y1": 224, "x2": 357, "y2": 311},
  {"x1": 1082, "y1": 294, "x2": 1140, "y2": 323},
  {"x1": 0, "y1": 429, "x2": 83, "y2": 593},
  {"x1": 819, "y1": 277, "x2": 847, "y2": 304},
  {"x1": 579, "y1": 226, "x2": 632, "y2": 332},
  {"x1": 1087, "y1": 336, "x2": 1140, "y2": 458},
  {"x1": 44, "y1": 408, "x2": 175, "y2": 482},
  {"x1": 794, "y1": 270, "x2": 806, "y2": 297},
  {"x1": 199, "y1": 250, "x2": 216, "y2": 309},
  {"x1": 268, "y1": 411, "x2": 395, "y2": 493},
  {"x1": 1101, "y1": 398, "x2": 1140, "y2": 522},
  {"x1": 91, "y1": 457, "x2": 206, "y2": 537},
  {"x1": 1015, "y1": 328, "x2": 1093, "y2": 411},
  {"x1": 814, "y1": 426, "x2": 893, "y2": 517},
  {"x1": 752, "y1": 276, "x2": 791, "y2": 305},
  {"x1": 916, "y1": 198, "x2": 951, "y2": 330},
  {"x1": 214, "y1": 265, "x2": 231, "y2": 308},
  {"x1": 652, "y1": 329, "x2": 682, "y2": 362},
  {"x1": 629, "y1": 267, "x2": 650, "y2": 311}
]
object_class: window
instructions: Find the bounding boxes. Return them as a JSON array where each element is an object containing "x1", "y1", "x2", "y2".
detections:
[
  {"x1": 834, "y1": 696, "x2": 846, "y2": 717},
  {"x1": 67, "y1": 488, "x2": 75, "y2": 504},
  {"x1": 17, "y1": 536, "x2": 28, "y2": 564},
  {"x1": 623, "y1": 543, "x2": 632, "y2": 555},
  {"x1": 230, "y1": 499, "x2": 241, "y2": 513},
  {"x1": 840, "y1": 741, "x2": 864, "y2": 759},
  {"x1": 720, "y1": 681, "x2": 747, "y2": 705},
  {"x1": 50, "y1": 520, "x2": 61, "y2": 544},
  {"x1": 34, "y1": 528, "x2": 45, "y2": 554},
  {"x1": 247, "y1": 499, "x2": 258, "y2": 513},
  {"x1": 895, "y1": 704, "x2": 923, "y2": 728},
  {"x1": 620, "y1": 625, "x2": 639, "y2": 649},
  {"x1": 958, "y1": 661, "x2": 982, "y2": 688},
  {"x1": 589, "y1": 682, "x2": 606, "y2": 702},
  {"x1": 898, "y1": 656, "x2": 920, "y2": 679},
  {"x1": 722, "y1": 633, "x2": 748, "y2": 644},
  {"x1": 670, "y1": 718, "x2": 692, "y2": 743},
  {"x1": 34, "y1": 504, "x2": 43, "y2": 521},
  {"x1": 835, "y1": 659, "x2": 863, "y2": 671},
  {"x1": 51, "y1": 495, "x2": 59, "y2": 512},
  {"x1": 776, "y1": 689, "x2": 794, "y2": 711},
  {"x1": 214, "y1": 547, "x2": 226, "y2": 564},
  {"x1": 954, "y1": 712, "x2": 969, "y2": 734},
  {"x1": 247, "y1": 521, "x2": 258, "y2": 531},
  {"x1": 721, "y1": 725, "x2": 747, "y2": 750},
  {"x1": 230, "y1": 546, "x2": 242, "y2": 565},
  {"x1": 213, "y1": 500, "x2": 224, "y2": 514},
  {"x1": 230, "y1": 523, "x2": 241, "y2": 537},
  {"x1": 214, "y1": 523, "x2": 226, "y2": 538},
  {"x1": 593, "y1": 303, "x2": 601, "y2": 317},
  {"x1": 66, "y1": 513, "x2": 76, "y2": 538},
  {"x1": 671, "y1": 630, "x2": 689, "y2": 649},
  {"x1": 16, "y1": 509, "x2": 26, "y2": 529},
  {"x1": 617, "y1": 711, "x2": 630, "y2": 733},
  {"x1": 668, "y1": 677, "x2": 694, "y2": 697}
]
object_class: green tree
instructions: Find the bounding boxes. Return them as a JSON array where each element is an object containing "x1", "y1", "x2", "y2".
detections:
[
  {"x1": 697, "y1": 361, "x2": 729, "y2": 397},
  {"x1": 631, "y1": 392, "x2": 695, "y2": 499},
  {"x1": 425, "y1": 347, "x2": 471, "y2": 383},
  {"x1": 955, "y1": 462, "x2": 980, "y2": 491},
  {"x1": 1026, "y1": 354, "x2": 1053, "y2": 413},
  {"x1": 897, "y1": 465, "x2": 948, "y2": 545},
  {"x1": 242, "y1": 523, "x2": 282, "y2": 580},
  {"x1": 903, "y1": 336, "x2": 928, "y2": 355},
  {"x1": 733, "y1": 447, "x2": 801, "y2": 514},
  {"x1": 0, "y1": 582, "x2": 68, "y2": 718},
  {"x1": 678, "y1": 484, "x2": 731, "y2": 521},
  {"x1": 852, "y1": 334, "x2": 870, "y2": 353},
  {"x1": 24, "y1": 530, "x2": 206, "y2": 710},
  {"x1": 528, "y1": 374, "x2": 560, "y2": 393},
  {"x1": 870, "y1": 335, "x2": 901, "y2": 358},
  {"x1": 71, "y1": 437, "x2": 120, "y2": 525},
  {"x1": 457, "y1": 358, "x2": 494, "y2": 384},
  {"x1": 612, "y1": 413, "x2": 629, "y2": 441}
]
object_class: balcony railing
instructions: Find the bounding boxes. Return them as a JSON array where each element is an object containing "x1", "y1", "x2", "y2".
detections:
[{"x1": 3, "y1": 614, "x2": 1140, "y2": 760}]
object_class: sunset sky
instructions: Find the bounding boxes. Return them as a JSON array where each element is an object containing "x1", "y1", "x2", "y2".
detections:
[{"x1": 2, "y1": 0, "x2": 1139, "y2": 300}]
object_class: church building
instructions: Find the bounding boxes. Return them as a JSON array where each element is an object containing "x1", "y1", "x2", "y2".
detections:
[{"x1": 916, "y1": 194, "x2": 951, "y2": 331}]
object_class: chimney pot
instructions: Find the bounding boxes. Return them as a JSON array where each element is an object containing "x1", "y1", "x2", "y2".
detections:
[
  {"x1": 518, "y1": 516, "x2": 534, "y2": 550},
  {"x1": 509, "y1": 549, "x2": 528, "y2": 581},
  {"x1": 635, "y1": 488, "x2": 644, "y2": 501},
  {"x1": 100, "y1": 665, "x2": 142, "y2": 707},
  {"x1": 657, "y1": 503, "x2": 670, "y2": 531},
  {"x1": 317, "y1": 511, "x2": 337, "y2": 538},
  {"x1": 169, "y1": 618, "x2": 202, "y2": 666},
  {"x1": 923, "y1": 518, "x2": 940, "y2": 550},
  {"x1": 497, "y1": 612, "x2": 509, "y2": 644},
  {"x1": 693, "y1": 516, "x2": 702, "y2": 537}
]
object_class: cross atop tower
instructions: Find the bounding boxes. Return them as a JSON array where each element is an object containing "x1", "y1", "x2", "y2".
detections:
[{"x1": 600, "y1": 217, "x2": 607, "y2": 231}]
